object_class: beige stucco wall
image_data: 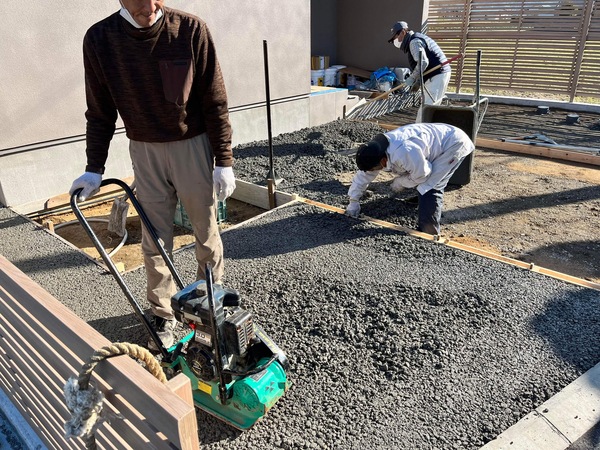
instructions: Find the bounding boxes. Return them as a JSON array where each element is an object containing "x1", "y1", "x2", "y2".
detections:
[
  {"x1": 0, "y1": 0, "x2": 310, "y2": 150},
  {"x1": 0, "y1": 2, "x2": 115, "y2": 150},
  {"x1": 0, "y1": 0, "x2": 313, "y2": 210},
  {"x1": 0, "y1": 0, "x2": 428, "y2": 210}
]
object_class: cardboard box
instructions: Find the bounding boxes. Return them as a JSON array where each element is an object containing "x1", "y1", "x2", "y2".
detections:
[{"x1": 311, "y1": 55, "x2": 330, "y2": 70}]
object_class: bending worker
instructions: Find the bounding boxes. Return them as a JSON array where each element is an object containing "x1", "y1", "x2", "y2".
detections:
[
  {"x1": 388, "y1": 21, "x2": 451, "y2": 122},
  {"x1": 345, "y1": 123, "x2": 474, "y2": 235},
  {"x1": 69, "y1": 0, "x2": 235, "y2": 349}
]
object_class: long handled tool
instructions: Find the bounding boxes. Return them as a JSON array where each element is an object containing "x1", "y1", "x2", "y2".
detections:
[{"x1": 346, "y1": 54, "x2": 463, "y2": 120}]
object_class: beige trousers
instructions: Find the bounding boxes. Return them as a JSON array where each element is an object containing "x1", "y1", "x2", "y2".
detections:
[{"x1": 129, "y1": 133, "x2": 224, "y2": 320}]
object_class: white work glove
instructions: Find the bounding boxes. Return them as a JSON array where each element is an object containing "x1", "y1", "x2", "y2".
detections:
[
  {"x1": 345, "y1": 200, "x2": 361, "y2": 218},
  {"x1": 391, "y1": 177, "x2": 407, "y2": 193},
  {"x1": 69, "y1": 172, "x2": 102, "y2": 202},
  {"x1": 404, "y1": 77, "x2": 420, "y2": 93},
  {"x1": 213, "y1": 166, "x2": 236, "y2": 202}
]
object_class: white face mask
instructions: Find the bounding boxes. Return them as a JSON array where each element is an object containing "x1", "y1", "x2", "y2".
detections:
[
  {"x1": 393, "y1": 38, "x2": 402, "y2": 49},
  {"x1": 119, "y1": 5, "x2": 163, "y2": 28}
]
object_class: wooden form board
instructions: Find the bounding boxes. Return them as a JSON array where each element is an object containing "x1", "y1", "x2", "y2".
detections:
[
  {"x1": 231, "y1": 179, "x2": 297, "y2": 210},
  {"x1": 0, "y1": 255, "x2": 199, "y2": 449},
  {"x1": 476, "y1": 138, "x2": 600, "y2": 167}
]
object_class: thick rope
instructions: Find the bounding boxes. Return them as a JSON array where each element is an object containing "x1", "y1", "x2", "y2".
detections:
[{"x1": 64, "y1": 342, "x2": 166, "y2": 449}]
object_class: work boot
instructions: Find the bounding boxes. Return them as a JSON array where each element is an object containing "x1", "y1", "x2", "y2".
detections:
[{"x1": 147, "y1": 315, "x2": 177, "y2": 351}]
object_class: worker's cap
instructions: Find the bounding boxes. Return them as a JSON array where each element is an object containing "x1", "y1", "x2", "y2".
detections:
[
  {"x1": 356, "y1": 134, "x2": 389, "y2": 171},
  {"x1": 388, "y1": 21, "x2": 408, "y2": 43}
]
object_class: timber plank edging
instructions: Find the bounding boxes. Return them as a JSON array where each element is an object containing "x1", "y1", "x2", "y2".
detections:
[
  {"x1": 297, "y1": 198, "x2": 600, "y2": 291},
  {"x1": 0, "y1": 254, "x2": 199, "y2": 449},
  {"x1": 476, "y1": 137, "x2": 600, "y2": 166}
]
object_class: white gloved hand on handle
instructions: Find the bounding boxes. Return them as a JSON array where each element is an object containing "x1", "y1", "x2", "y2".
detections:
[
  {"x1": 69, "y1": 172, "x2": 102, "y2": 202},
  {"x1": 345, "y1": 199, "x2": 361, "y2": 218},
  {"x1": 213, "y1": 166, "x2": 236, "y2": 202}
]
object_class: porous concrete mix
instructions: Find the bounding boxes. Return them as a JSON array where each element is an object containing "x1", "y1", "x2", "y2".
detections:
[{"x1": 1, "y1": 119, "x2": 600, "y2": 449}]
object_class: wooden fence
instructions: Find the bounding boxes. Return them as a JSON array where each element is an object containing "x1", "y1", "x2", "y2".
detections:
[
  {"x1": 0, "y1": 255, "x2": 199, "y2": 449},
  {"x1": 427, "y1": 0, "x2": 600, "y2": 101}
]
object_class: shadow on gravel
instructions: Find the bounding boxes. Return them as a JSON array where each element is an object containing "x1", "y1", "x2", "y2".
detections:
[
  {"x1": 531, "y1": 289, "x2": 600, "y2": 372},
  {"x1": 9, "y1": 246, "x2": 91, "y2": 276},
  {"x1": 196, "y1": 412, "x2": 243, "y2": 445},
  {"x1": 0, "y1": 214, "x2": 24, "y2": 231},
  {"x1": 234, "y1": 142, "x2": 327, "y2": 161},
  {"x1": 295, "y1": 179, "x2": 348, "y2": 198},
  {"x1": 223, "y1": 211, "x2": 359, "y2": 259},
  {"x1": 87, "y1": 312, "x2": 147, "y2": 344}
]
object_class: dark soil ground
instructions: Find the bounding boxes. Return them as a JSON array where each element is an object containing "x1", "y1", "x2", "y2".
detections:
[{"x1": 375, "y1": 100, "x2": 600, "y2": 283}]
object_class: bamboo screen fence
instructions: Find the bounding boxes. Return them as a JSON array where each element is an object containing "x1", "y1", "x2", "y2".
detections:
[{"x1": 427, "y1": 0, "x2": 600, "y2": 101}]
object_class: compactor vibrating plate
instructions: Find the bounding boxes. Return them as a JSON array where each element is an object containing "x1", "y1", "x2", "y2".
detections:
[{"x1": 71, "y1": 179, "x2": 289, "y2": 430}]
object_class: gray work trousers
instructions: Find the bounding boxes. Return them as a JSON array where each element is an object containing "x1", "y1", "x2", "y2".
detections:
[
  {"x1": 417, "y1": 189, "x2": 445, "y2": 235},
  {"x1": 129, "y1": 133, "x2": 223, "y2": 320},
  {"x1": 417, "y1": 151, "x2": 469, "y2": 235}
]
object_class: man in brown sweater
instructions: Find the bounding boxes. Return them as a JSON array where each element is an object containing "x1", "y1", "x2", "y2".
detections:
[{"x1": 69, "y1": 0, "x2": 236, "y2": 350}]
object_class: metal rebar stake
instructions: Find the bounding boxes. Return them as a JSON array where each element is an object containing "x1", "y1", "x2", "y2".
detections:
[{"x1": 263, "y1": 40, "x2": 282, "y2": 186}]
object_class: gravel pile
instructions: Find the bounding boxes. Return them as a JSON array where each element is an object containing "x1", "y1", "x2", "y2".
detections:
[
  {"x1": 233, "y1": 119, "x2": 384, "y2": 195},
  {"x1": 191, "y1": 203, "x2": 599, "y2": 449},
  {"x1": 233, "y1": 119, "x2": 423, "y2": 229},
  {"x1": 1, "y1": 119, "x2": 599, "y2": 449}
]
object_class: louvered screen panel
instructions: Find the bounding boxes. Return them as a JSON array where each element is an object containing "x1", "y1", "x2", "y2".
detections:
[{"x1": 428, "y1": 0, "x2": 600, "y2": 101}]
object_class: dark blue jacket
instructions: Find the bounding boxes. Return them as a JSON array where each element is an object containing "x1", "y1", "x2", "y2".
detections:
[{"x1": 404, "y1": 32, "x2": 449, "y2": 82}]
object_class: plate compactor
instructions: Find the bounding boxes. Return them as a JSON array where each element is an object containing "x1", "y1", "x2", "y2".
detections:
[{"x1": 71, "y1": 179, "x2": 289, "y2": 430}]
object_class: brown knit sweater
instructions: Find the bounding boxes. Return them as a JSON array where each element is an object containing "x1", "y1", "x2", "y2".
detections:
[{"x1": 83, "y1": 7, "x2": 233, "y2": 174}]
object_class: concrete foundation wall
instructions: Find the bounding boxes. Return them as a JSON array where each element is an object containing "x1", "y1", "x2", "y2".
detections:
[
  {"x1": 1, "y1": 134, "x2": 133, "y2": 214},
  {"x1": 309, "y1": 88, "x2": 351, "y2": 127}
]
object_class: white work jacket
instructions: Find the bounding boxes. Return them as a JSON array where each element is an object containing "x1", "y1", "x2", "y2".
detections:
[{"x1": 348, "y1": 123, "x2": 474, "y2": 200}]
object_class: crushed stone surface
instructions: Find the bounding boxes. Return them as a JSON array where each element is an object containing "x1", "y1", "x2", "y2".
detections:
[
  {"x1": 232, "y1": 119, "x2": 446, "y2": 232},
  {"x1": 1, "y1": 201, "x2": 599, "y2": 449},
  {"x1": 232, "y1": 120, "x2": 399, "y2": 214},
  {"x1": 1, "y1": 119, "x2": 600, "y2": 449}
]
